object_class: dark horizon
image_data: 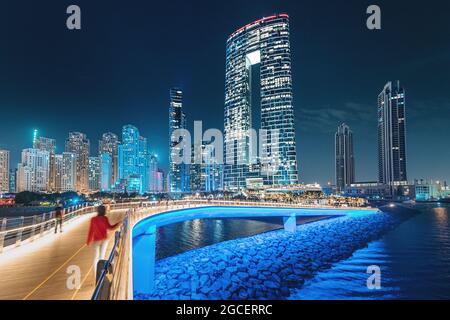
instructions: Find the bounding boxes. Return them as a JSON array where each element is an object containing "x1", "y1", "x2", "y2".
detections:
[{"x1": 1, "y1": 0, "x2": 450, "y2": 184}]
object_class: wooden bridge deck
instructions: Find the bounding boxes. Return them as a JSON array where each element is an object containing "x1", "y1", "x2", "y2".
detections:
[{"x1": 0, "y1": 210, "x2": 126, "y2": 300}]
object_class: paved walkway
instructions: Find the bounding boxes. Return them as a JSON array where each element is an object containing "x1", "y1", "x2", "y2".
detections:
[{"x1": 0, "y1": 210, "x2": 126, "y2": 300}]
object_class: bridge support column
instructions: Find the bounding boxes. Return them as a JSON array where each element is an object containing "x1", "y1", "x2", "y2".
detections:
[
  {"x1": 283, "y1": 214, "x2": 297, "y2": 232},
  {"x1": 133, "y1": 225, "x2": 157, "y2": 295}
]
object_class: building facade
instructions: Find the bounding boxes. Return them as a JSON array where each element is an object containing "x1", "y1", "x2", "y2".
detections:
[
  {"x1": 169, "y1": 88, "x2": 190, "y2": 193},
  {"x1": 224, "y1": 14, "x2": 298, "y2": 191},
  {"x1": 9, "y1": 168, "x2": 16, "y2": 193},
  {"x1": 99, "y1": 132, "x2": 120, "y2": 187},
  {"x1": 65, "y1": 132, "x2": 90, "y2": 193},
  {"x1": 0, "y1": 150, "x2": 10, "y2": 194},
  {"x1": 100, "y1": 153, "x2": 112, "y2": 192},
  {"x1": 118, "y1": 125, "x2": 150, "y2": 194},
  {"x1": 34, "y1": 136, "x2": 56, "y2": 191},
  {"x1": 88, "y1": 156, "x2": 100, "y2": 192},
  {"x1": 17, "y1": 148, "x2": 50, "y2": 192},
  {"x1": 378, "y1": 81, "x2": 408, "y2": 195},
  {"x1": 54, "y1": 152, "x2": 77, "y2": 192},
  {"x1": 335, "y1": 123, "x2": 355, "y2": 192}
]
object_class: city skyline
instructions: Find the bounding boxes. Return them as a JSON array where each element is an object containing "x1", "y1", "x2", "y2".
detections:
[{"x1": 1, "y1": 1, "x2": 450, "y2": 184}]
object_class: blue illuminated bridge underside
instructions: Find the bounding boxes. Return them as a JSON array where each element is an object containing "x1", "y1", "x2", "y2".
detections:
[{"x1": 132, "y1": 206, "x2": 380, "y2": 294}]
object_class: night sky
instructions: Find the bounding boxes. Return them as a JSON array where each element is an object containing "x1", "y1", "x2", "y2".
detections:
[{"x1": 1, "y1": 0, "x2": 449, "y2": 184}]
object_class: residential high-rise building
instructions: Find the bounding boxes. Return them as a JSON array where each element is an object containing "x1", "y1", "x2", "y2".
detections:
[
  {"x1": 118, "y1": 125, "x2": 149, "y2": 194},
  {"x1": 148, "y1": 154, "x2": 159, "y2": 193},
  {"x1": 335, "y1": 123, "x2": 355, "y2": 193},
  {"x1": 224, "y1": 14, "x2": 299, "y2": 191},
  {"x1": 65, "y1": 132, "x2": 90, "y2": 193},
  {"x1": 100, "y1": 153, "x2": 112, "y2": 192},
  {"x1": 54, "y1": 152, "x2": 76, "y2": 192},
  {"x1": 9, "y1": 168, "x2": 16, "y2": 193},
  {"x1": 99, "y1": 132, "x2": 120, "y2": 186},
  {"x1": 17, "y1": 148, "x2": 50, "y2": 192},
  {"x1": 88, "y1": 157, "x2": 100, "y2": 192},
  {"x1": 34, "y1": 136, "x2": 56, "y2": 191},
  {"x1": 378, "y1": 81, "x2": 408, "y2": 195},
  {"x1": 169, "y1": 88, "x2": 190, "y2": 193},
  {"x1": 0, "y1": 150, "x2": 10, "y2": 193}
]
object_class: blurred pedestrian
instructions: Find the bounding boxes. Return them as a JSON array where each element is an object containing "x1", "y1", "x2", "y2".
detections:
[
  {"x1": 87, "y1": 205, "x2": 120, "y2": 276},
  {"x1": 54, "y1": 202, "x2": 64, "y2": 233}
]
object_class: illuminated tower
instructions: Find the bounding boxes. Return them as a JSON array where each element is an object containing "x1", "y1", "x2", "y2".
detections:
[
  {"x1": 224, "y1": 14, "x2": 299, "y2": 191},
  {"x1": 169, "y1": 88, "x2": 189, "y2": 193},
  {"x1": 378, "y1": 81, "x2": 408, "y2": 195},
  {"x1": 65, "y1": 132, "x2": 90, "y2": 193},
  {"x1": 99, "y1": 132, "x2": 120, "y2": 186},
  {"x1": 335, "y1": 123, "x2": 355, "y2": 193}
]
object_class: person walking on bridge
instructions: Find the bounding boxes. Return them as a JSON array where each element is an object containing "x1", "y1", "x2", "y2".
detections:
[
  {"x1": 87, "y1": 205, "x2": 120, "y2": 276},
  {"x1": 54, "y1": 202, "x2": 64, "y2": 233}
]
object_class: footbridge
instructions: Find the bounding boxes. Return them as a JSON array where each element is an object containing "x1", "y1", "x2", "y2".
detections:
[{"x1": 0, "y1": 200, "x2": 378, "y2": 300}]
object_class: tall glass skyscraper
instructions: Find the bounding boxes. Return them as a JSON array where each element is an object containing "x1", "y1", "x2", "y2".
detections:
[
  {"x1": 100, "y1": 153, "x2": 112, "y2": 192},
  {"x1": 99, "y1": 132, "x2": 120, "y2": 187},
  {"x1": 169, "y1": 88, "x2": 189, "y2": 193},
  {"x1": 65, "y1": 132, "x2": 90, "y2": 193},
  {"x1": 335, "y1": 123, "x2": 355, "y2": 193},
  {"x1": 224, "y1": 14, "x2": 298, "y2": 191},
  {"x1": 118, "y1": 125, "x2": 150, "y2": 194},
  {"x1": 378, "y1": 81, "x2": 408, "y2": 194}
]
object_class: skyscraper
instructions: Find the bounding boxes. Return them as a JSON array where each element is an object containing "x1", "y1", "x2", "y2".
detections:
[
  {"x1": 88, "y1": 156, "x2": 100, "y2": 192},
  {"x1": 335, "y1": 123, "x2": 355, "y2": 193},
  {"x1": 99, "y1": 132, "x2": 120, "y2": 186},
  {"x1": 0, "y1": 150, "x2": 10, "y2": 194},
  {"x1": 378, "y1": 81, "x2": 408, "y2": 194},
  {"x1": 34, "y1": 136, "x2": 56, "y2": 191},
  {"x1": 9, "y1": 168, "x2": 16, "y2": 193},
  {"x1": 54, "y1": 152, "x2": 76, "y2": 192},
  {"x1": 65, "y1": 132, "x2": 90, "y2": 193},
  {"x1": 118, "y1": 125, "x2": 150, "y2": 194},
  {"x1": 224, "y1": 14, "x2": 299, "y2": 191},
  {"x1": 17, "y1": 148, "x2": 50, "y2": 192},
  {"x1": 148, "y1": 154, "x2": 159, "y2": 193},
  {"x1": 169, "y1": 88, "x2": 189, "y2": 193},
  {"x1": 100, "y1": 153, "x2": 112, "y2": 192}
]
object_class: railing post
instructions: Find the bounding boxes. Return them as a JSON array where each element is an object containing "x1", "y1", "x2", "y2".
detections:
[
  {"x1": 40, "y1": 213, "x2": 46, "y2": 237},
  {"x1": 15, "y1": 216, "x2": 24, "y2": 247},
  {"x1": 0, "y1": 218, "x2": 7, "y2": 253},
  {"x1": 30, "y1": 215, "x2": 37, "y2": 242}
]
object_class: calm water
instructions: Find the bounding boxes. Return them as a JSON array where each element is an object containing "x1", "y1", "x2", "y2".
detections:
[
  {"x1": 290, "y1": 204, "x2": 450, "y2": 300},
  {"x1": 156, "y1": 204, "x2": 450, "y2": 299},
  {"x1": 155, "y1": 217, "x2": 283, "y2": 260}
]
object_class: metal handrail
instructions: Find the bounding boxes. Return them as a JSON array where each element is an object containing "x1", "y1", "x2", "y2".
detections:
[{"x1": 0, "y1": 201, "x2": 150, "y2": 253}]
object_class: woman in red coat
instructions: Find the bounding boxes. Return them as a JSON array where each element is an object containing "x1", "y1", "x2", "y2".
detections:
[{"x1": 87, "y1": 205, "x2": 119, "y2": 275}]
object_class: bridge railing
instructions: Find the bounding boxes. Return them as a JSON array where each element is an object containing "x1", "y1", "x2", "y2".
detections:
[
  {"x1": 0, "y1": 201, "x2": 150, "y2": 254},
  {"x1": 0, "y1": 203, "x2": 96, "y2": 253}
]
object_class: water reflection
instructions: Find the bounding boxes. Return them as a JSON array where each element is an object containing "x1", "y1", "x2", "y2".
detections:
[{"x1": 291, "y1": 204, "x2": 450, "y2": 300}]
